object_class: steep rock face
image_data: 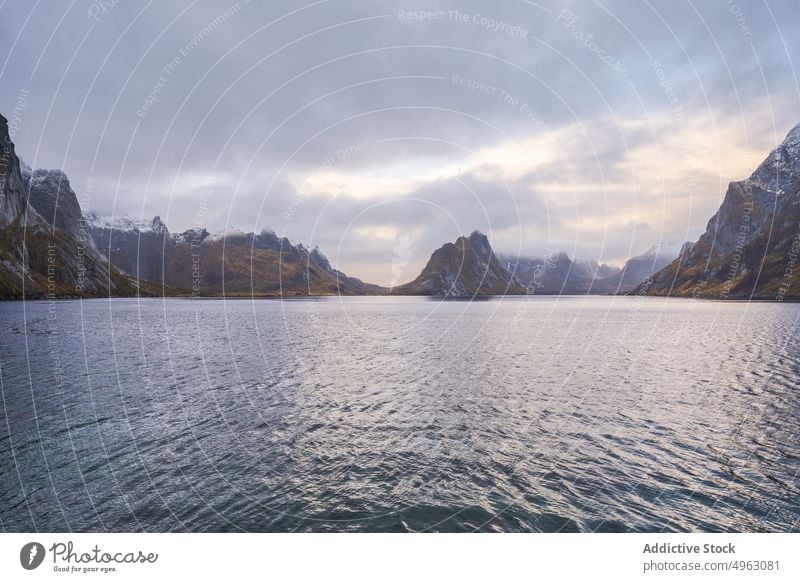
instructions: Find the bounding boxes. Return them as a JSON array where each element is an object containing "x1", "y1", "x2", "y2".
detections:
[
  {"x1": 0, "y1": 115, "x2": 31, "y2": 229},
  {"x1": 394, "y1": 231, "x2": 526, "y2": 296},
  {"x1": 0, "y1": 113, "x2": 138, "y2": 298},
  {"x1": 640, "y1": 123, "x2": 800, "y2": 299},
  {"x1": 0, "y1": 114, "x2": 32, "y2": 295},
  {"x1": 89, "y1": 217, "x2": 385, "y2": 296}
]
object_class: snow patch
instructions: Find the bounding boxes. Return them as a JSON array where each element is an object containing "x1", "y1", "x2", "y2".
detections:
[
  {"x1": 87, "y1": 213, "x2": 152, "y2": 231},
  {"x1": 206, "y1": 226, "x2": 247, "y2": 241}
]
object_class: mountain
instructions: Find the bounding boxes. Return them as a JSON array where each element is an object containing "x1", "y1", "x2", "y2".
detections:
[
  {"x1": 601, "y1": 241, "x2": 683, "y2": 293},
  {"x1": 393, "y1": 231, "x2": 526, "y2": 296},
  {"x1": 639, "y1": 123, "x2": 800, "y2": 299},
  {"x1": 88, "y1": 216, "x2": 385, "y2": 296},
  {"x1": 502, "y1": 252, "x2": 621, "y2": 294},
  {"x1": 500, "y1": 243, "x2": 681, "y2": 295},
  {"x1": 0, "y1": 113, "x2": 141, "y2": 299}
]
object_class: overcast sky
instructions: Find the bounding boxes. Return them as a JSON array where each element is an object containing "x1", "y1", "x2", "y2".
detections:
[{"x1": 2, "y1": 0, "x2": 799, "y2": 285}]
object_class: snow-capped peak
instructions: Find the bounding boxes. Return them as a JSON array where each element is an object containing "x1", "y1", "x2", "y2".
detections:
[{"x1": 87, "y1": 212, "x2": 152, "y2": 231}]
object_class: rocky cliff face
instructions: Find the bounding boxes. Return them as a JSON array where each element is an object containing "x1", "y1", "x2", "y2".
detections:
[
  {"x1": 639, "y1": 123, "x2": 800, "y2": 299},
  {"x1": 0, "y1": 116, "x2": 29, "y2": 229},
  {"x1": 88, "y1": 216, "x2": 385, "y2": 296},
  {"x1": 393, "y1": 231, "x2": 526, "y2": 296},
  {"x1": 0, "y1": 114, "x2": 139, "y2": 298}
]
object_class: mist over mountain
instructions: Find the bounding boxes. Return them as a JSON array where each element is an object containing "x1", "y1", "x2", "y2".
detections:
[
  {"x1": 502, "y1": 253, "x2": 617, "y2": 295},
  {"x1": 392, "y1": 231, "x2": 526, "y2": 297},
  {"x1": 601, "y1": 242, "x2": 686, "y2": 293},
  {"x1": 87, "y1": 214, "x2": 385, "y2": 296},
  {"x1": 500, "y1": 243, "x2": 680, "y2": 296}
]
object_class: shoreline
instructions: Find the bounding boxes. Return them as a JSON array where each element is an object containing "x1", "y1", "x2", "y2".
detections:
[{"x1": 4, "y1": 294, "x2": 799, "y2": 303}]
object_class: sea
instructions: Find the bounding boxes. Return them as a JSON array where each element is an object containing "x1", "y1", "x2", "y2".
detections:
[{"x1": 1, "y1": 296, "x2": 798, "y2": 532}]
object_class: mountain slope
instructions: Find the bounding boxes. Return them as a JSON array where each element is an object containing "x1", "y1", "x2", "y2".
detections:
[
  {"x1": 639, "y1": 123, "x2": 800, "y2": 299},
  {"x1": 393, "y1": 231, "x2": 526, "y2": 296}
]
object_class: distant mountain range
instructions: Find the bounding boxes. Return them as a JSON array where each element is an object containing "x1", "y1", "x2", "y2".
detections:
[
  {"x1": 4, "y1": 111, "x2": 799, "y2": 300},
  {"x1": 87, "y1": 219, "x2": 676, "y2": 299},
  {"x1": 87, "y1": 214, "x2": 383, "y2": 296},
  {"x1": 500, "y1": 241, "x2": 679, "y2": 296}
]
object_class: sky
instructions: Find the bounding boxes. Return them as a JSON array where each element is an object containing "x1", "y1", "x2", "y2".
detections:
[{"x1": 1, "y1": 0, "x2": 799, "y2": 285}]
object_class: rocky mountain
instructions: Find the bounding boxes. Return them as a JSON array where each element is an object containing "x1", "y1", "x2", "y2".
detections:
[
  {"x1": 639, "y1": 123, "x2": 800, "y2": 299},
  {"x1": 393, "y1": 231, "x2": 526, "y2": 296},
  {"x1": 0, "y1": 113, "x2": 141, "y2": 299},
  {"x1": 88, "y1": 216, "x2": 384, "y2": 296}
]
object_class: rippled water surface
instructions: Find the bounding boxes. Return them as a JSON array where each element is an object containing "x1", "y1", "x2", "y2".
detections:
[{"x1": 1, "y1": 296, "x2": 799, "y2": 532}]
